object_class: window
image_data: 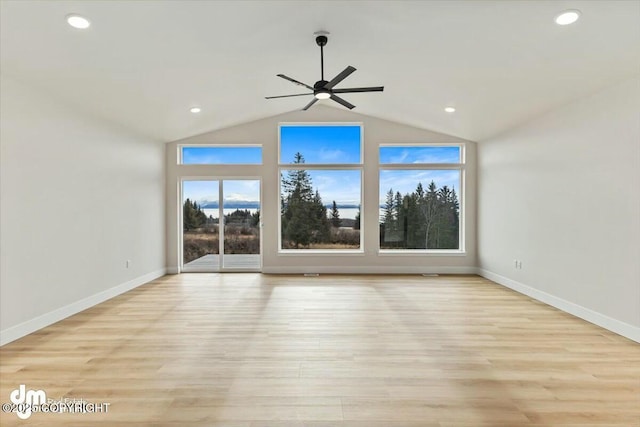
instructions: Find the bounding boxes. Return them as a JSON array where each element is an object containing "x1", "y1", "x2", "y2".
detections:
[
  {"x1": 180, "y1": 145, "x2": 262, "y2": 164},
  {"x1": 280, "y1": 125, "x2": 361, "y2": 164},
  {"x1": 279, "y1": 124, "x2": 362, "y2": 251},
  {"x1": 379, "y1": 145, "x2": 460, "y2": 164},
  {"x1": 379, "y1": 145, "x2": 463, "y2": 251}
]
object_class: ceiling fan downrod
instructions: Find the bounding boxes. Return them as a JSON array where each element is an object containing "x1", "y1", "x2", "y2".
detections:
[{"x1": 316, "y1": 34, "x2": 327, "y2": 82}]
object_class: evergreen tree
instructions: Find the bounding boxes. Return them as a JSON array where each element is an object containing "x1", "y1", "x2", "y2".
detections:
[
  {"x1": 280, "y1": 152, "x2": 331, "y2": 248},
  {"x1": 251, "y1": 210, "x2": 260, "y2": 227},
  {"x1": 394, "y1": 191, "x2": 406, "y2": 245},
  {"x1": 420, "y1": 181, "x2": 440, "y2": 249},
  {"x1": 183, "y1": 198, "x2": 196, "y2": 231},
  {"x1": 330, "y1": 200, "x2": 341, "y2": 227},
  {"x1": 311, "y1": 190, "x2": 331, "y2": 243},
  {"x1": 225, "y1": 209, "x2": 252, "y2": 224},
  {"x1": 380, "y1": 180, "x2": 459, "y2": 250},
  {"x1": 183, "y1": 198, "x2": 208, "y2": 231},
  {"x1": 285, "y1": 195, "x2": 312, "y2": 248},
  {"x1": 383, "y1": 189, "x2": 395, "y2": 226},
  {"x1": 282, "y1": 153, "x2": 314, "y2": 204},
  {"x1": 353, "y1": 208, "x2": 361, "y2": 230},
  {"x1": 436, "y1": 186, "x2": 459, "y2": 249}
]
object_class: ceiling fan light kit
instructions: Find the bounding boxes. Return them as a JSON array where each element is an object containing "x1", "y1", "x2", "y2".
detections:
[{"x1": 266, "y1": 33, "x2": 384, "y2": 110}]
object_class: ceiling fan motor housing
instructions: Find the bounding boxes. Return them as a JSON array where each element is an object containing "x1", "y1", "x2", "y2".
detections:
[
  {"x1": 315, "y1": 35, "x2": 328, "y2": 46},
  {"x1": 313, "y1": 81, "x2": 330, "y2": 99}
]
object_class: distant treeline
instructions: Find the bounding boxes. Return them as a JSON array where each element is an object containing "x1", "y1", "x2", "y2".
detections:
[
  {"x1": 183, "y1": 199, "x2": 259, "y2": 231},
  {"x1": 380, "y1": 181, "x2": 459, "y2": 249}
]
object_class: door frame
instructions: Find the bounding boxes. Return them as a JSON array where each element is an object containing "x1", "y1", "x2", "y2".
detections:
[{"x1": 180, "y1": 176, "x2": 262, "y2": 272}]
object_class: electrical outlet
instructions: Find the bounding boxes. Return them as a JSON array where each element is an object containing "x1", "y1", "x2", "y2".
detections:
[
  {"x1": 518, "y1": 260, "x2": 523, "y2": 269},
  {"x1": 126, "y1": 260, "x2": 131, "y2": 268}
]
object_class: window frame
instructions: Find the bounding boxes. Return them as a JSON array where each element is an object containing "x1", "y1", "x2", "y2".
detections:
[
  {"x1": 278, "y1": 122, "x2": 364, "y2": 254},
  {"x1": 379, "y1": 144, "x2": 462, "y2": 164},
  {"x1": 278, "y1": 122, "x2": 363, "y2": 165},
  {"x1": 378, "y1": 143, "x2": 466, "y2": 255},
  {"x1": 177, "y1": 144, "x2": 263, "y2": 165}
]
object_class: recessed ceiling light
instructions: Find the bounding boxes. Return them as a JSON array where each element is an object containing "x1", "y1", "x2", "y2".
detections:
[
  {"x1": 555, "y1": 10, "x2": 581, "y2": 25},
  {"x1": 66, "y1": 14, "x2": 91, "y2": 29},
  {"x1": 444, "y1": 107, "x2": 456, "y2": 113},
  {"x1": 190, "y1": 107, "x2": 202, "y2": 113}
]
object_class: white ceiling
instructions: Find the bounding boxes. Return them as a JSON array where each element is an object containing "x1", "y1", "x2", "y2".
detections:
[{"x1": 1, "y1": 1, "x2": 639, "y2": 142}]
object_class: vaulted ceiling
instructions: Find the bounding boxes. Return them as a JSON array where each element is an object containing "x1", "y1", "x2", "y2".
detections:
[{"x1": 1, "y1": 1, "x2": 639, "y2": 142}]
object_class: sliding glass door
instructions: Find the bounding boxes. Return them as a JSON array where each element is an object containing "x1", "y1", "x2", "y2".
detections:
[
  {"x1": 221, "y1": 180, "x2": 261, "y2": 270},
  {"x1": 182, "y1": 179, "x2": 261, "y2": 272}
]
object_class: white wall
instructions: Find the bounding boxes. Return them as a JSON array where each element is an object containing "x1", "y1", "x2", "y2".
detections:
[
  {"x1": 0, "y1": 75, "x2": 166, "y2": 345},
  {"x1": 478, "y1": 76, "x2": 640, "y2": 341},
  {"x1": 167, "y1": 106, "x2": 477, "y2": 274}
]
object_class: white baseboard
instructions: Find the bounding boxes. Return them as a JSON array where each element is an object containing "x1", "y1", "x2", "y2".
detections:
[
  {"x1": 262, "y1": 266, "x2": 477, "y2": 275},
  {"x1": 166, "y1": 266, "x2": 180, "y2": 274},
  {"x1": 477, "y1": 268, "x2": 640, "y2": 344},
  {"x1": 0, "y1": 268, "x2": 166, "y2": 346}
]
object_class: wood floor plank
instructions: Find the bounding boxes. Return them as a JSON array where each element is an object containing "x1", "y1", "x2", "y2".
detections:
[{"x1": 1, "y1": 274, "x2": 638, "y2": 426}]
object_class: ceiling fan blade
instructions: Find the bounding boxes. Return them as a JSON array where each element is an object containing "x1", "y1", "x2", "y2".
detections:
[
  {"x1": 324, "y1": 66, "x2": 356, "y2": 90},
  {"x1": 302, "y1": 97, "x2": 319, "y2": 111},
  {"x1": 330, "y1": 94, "x2": 355, "y2": 110},
  {"x1": 332, "y1": 86, "x2": 384, "y2": 94},
  {"x1": 277, "y1": 74, "x2": 314, "y2": 91},
  {"x1": 265, "y1": 93, "x2": 313, "y2": 99}
]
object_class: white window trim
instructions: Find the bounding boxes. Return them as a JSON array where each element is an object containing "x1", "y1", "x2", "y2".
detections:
[
  {"x1": 278, "y1": 122, "x2": 363, "y2": 165},
  {"x1": 179, "y1": 176, "x2": 263, "y2": 272},
  {"x1": 277, "y1": 167, "x2": 364, "y2": 253},
  {"x1": 278, "y1": 123, "x2": 364, "y2": 253},
  {"x1": 377, "y1": 143, "x2": 466, "y2": 254}
]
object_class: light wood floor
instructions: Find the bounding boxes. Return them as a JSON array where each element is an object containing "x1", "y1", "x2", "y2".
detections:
[{"x1": 1, "y1": 274, "x2": 638, "y2": 426}]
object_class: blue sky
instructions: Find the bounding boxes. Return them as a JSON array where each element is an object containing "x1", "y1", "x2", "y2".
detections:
[
  {"x1": 280, "y1": 125, "x2": 361, "y2": 164},
  {"x1": 379, "y1": 170, "x2": 460, "y2": 204},
  {"x1": 281, "y1": 170, "x2": 361, "y2": 206},
  {"x1": 379, "y1": 146, "x2": 460, "y2": 163},
  {"x1": 182, "y1": 128, "x2": 459, "y2": 208},
  {"x1": 183, "y1": 180, "x2": 260, "y2": 205},
  {"x1": 182, "y1": 146, "x2": 262, "y2": 164}
]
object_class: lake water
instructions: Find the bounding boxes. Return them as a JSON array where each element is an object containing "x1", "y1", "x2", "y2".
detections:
[{"x1": 204, "y1": 208, "x2": 378, "y2": 221}]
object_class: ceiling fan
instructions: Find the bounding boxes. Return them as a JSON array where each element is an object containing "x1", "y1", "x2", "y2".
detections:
[{"x1": 266, "y1": 32, "x2": 384, "y2": 110}]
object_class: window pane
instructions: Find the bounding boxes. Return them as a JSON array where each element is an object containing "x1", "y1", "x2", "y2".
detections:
[
  {"x1": 181, "y1": 146, "x2": 262, "y2": 164},
  {"x1": 379, "y1": 146, "x2": 460, "y2": 164},
  {"x1": 281, "y1": 169, "x2": 361, "y2": 249},
  {"x1": 280, "y1": 125, "x2": 361, "y2": 164},
  {"x1": 182, "y1": 180, "x2": 219, "y2": 271},
  {"x1": 379, "y1": 170, "x2": 460, "y2": 250}
]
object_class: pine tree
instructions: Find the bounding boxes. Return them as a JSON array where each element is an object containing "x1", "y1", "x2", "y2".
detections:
[
  {"x1": 183, "y1": 198, "x2": 196, "y2": 231},
  {"x1": 183, "y1": 198, "x2": 210, "y2": 231},
  {"x1": 251, "y1": 210, "x2": 260, "y2": 227},
  {"x1": 312, "y1": 190, "x2": 331, "y2": 243},
  {"x1": 394, "y1": 191, "x2": 406, "y2": 246},
  {"x1": 330, "y1": 200, "x2": 341, "y2": 228},
  {"x1": 285, "y1": 195, "x2": 312, "y2": 248},
  {"x1": 383, "y1": 189, "x2": 395, "y2": 226},
  {"x1": 380, "y1": 181, "x2": 459, "y2": 250},
  {"x1": 281, "y1": 152, "x2": 330, "y2": 248}
]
